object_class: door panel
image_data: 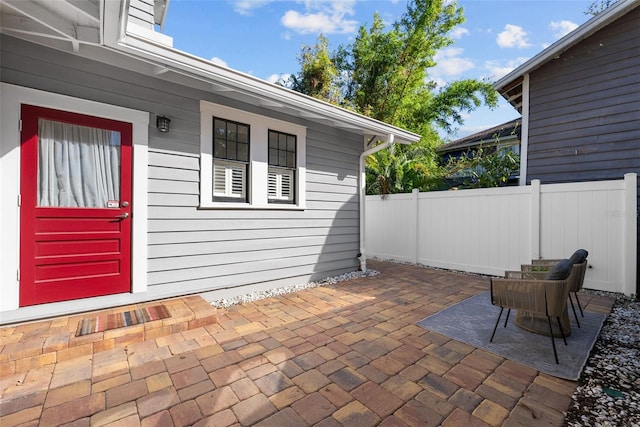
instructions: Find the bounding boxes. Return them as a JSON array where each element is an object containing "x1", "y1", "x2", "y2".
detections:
[{"x1": 20, "y1": 105, "x2": 132, "y2": 306}]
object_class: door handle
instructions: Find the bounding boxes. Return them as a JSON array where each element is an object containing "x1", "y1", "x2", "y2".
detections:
[{"x1": 116, "y1": 212, "x2": 129, "y2": 220}]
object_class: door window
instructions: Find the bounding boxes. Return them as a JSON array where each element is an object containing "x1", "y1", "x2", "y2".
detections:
[{"x1": 37, "y1": 119, "x2": 121, "y2": 208}]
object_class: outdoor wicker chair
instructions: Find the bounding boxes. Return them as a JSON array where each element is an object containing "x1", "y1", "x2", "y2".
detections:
[
  {"x1": 522, "y1": 249, "x2": 588, "y2": 327},
  {"x1": 490, "y1": 259, "x2": 573, "y2": 364}
]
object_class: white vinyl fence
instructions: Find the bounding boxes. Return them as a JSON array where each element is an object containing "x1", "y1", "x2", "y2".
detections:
[{"x1": 365, "y1": 173, "x2": 637, "y2": 295}]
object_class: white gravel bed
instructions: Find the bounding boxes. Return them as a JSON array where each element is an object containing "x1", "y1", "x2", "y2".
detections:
[
  {"x1": 209, "y1": 269, "x2": 380, "y2": 308},
  {"x1": 564, "y1": 291, "x2": 640, "y2": 426}
]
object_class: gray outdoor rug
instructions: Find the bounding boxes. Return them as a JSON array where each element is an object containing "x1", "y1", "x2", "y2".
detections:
[{"x1": 417, "y1": 291, "x2": 606, "y2": 380}]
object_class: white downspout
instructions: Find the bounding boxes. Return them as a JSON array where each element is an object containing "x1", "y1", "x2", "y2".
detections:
[
  {"x1": 519, "y1": 74, "x2": 530, "y2": 186},
  {"x1": 359, "y1": 133, "x2": 395, "y2": 271}
]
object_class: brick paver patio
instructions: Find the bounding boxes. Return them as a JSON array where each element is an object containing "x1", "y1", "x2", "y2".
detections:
[{"x1": 0, "y1": 260, "x2": 614, "y2": 426}]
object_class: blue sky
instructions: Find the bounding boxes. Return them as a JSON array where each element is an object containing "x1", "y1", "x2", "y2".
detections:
[{"x1": 162, "y1": 0, "x2": 596, "y2": 140}]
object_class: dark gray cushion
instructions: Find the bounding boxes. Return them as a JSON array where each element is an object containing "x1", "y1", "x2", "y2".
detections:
[
  {"x1": 569, "y1": 249, "x2": 588, "y2": 265},
  {"x1": 545, "y1": 259, "x2": 573, "y2": 280}
]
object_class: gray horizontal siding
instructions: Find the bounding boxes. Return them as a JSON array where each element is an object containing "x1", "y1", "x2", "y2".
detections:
[
  {"x1": 524, "y1": 7, "x2": 640, "y2": 294},
  {"x1": 143, "y1": 118, "x2": 362, "y2": 290},
  {"x1": 128, "y1": 0, "x2": 156, "y2": 29},
  {"x1": 0, "y1": 42, "x2": 204, "y2": 125},
  {"x1": 1, "y1": 35, "x2": 363, "y2": 299},
  {"x1": 149, "y1": 235, "x2": 358, "y2": 258},
  {"x1": 148, "y1": 251, "x2": 357, "y2": 285},
  {"x1": 526, "y1": 6, "x2": 640, "y2": 185},
  {"x1": 147, "y1": 259, "x2": 359, "y2": 299},
  {"x1": 147, "y1": 227, "x2": 356, "y2": 246}
]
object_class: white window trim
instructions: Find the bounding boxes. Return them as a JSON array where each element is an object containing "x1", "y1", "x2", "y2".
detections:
[
  {"x1": 200, "y1": 100, "x2": 306, "y2": 209},
  {"x1": 0, "y1": 83, "x2": 149, "y2": 313}
]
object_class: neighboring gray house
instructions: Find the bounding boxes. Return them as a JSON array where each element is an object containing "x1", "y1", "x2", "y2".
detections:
[
  {"x1": 0, "y1": 0, "x2": 420, "y2": 324},
  {"x1": 494, "y1": 0, "x2": 640, "y2": 294},
  {"x1": 437, "y1": 119, "x2": 521, "y2": 163},
  {"x1": 436, "y1": 119, "x2": 521, "y2": 187}
]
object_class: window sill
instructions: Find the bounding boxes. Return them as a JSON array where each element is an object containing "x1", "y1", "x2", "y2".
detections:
[{"x1": 198, "y1": 202, "x2": 306, "y2": 211}]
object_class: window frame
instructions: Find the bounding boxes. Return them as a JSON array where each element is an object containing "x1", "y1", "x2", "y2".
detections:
[
  {"x1": 200, "y1": 101, "x2": 306, "y2": 209},
  {"x1": 268, "y1": 129, "x2": 297, "y2": 204},
  {"x1": 212, "y1": 117, "x2": 250, "y2": 202}
]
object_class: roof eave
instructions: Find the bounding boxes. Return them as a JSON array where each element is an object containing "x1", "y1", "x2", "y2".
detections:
[
  {"x1": 494, "y1": 0, "x2": 640, "y2": 91},
  {"x1": 154, "y1": 0, "x2": 169, "y2": 28},
  {"x1": 436, "y1": 134, "x2": 519, "y2": 154},
  {"x1": 105, "y1": 2, "x2": 421, "y2": 146}
]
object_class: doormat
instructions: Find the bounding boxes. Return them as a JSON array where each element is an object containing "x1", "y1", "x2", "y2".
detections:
[
  {"x1": 76, "y1": 304, "x2": 171, "y2": 336},
  {"x1": 417, "y1": 292, "x2": 606, "y2": 380}
]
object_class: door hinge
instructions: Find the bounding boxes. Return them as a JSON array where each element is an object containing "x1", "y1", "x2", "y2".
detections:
[
  {"x1": 19, "y1": 119, "x2": 22, "y2": 132},
  {"x1": 17, "y1": 269, "x2": 20, "y2": 281},
  {"x1": 17, "y1": 194, "x2": 21, "y2": 207}
]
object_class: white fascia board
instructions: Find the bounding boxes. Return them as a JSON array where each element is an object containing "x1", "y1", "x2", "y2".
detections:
[
  {"x1": 105, "y1": 16, "x2": 421, "y2": 145},
  {"x1": 155, "y1": 0, "x2": 170, "y2": 28},
  {"x1": 494, "y1": 0, "x2": 639, "y2": 91},
  {"x1": 126, "y1": 21, "x2": 173, "y2": 46},
  {"x1": 102, "y1": 0, "x2": 124, "y2": 46}
]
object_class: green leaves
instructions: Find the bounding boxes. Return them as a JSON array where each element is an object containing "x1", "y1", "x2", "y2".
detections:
[
  {"x1": 444, "y1": 145, "x2": 520, "y2": 189},
  {"x1": 288, "y1": 0, "x2": 508, "y2": 194},
  {"x1": 365, "y1": 140, "x2": 444, "y2": 195},
  {"x1": 423, "y1": 79, "x2": 499, "y2": 134},
  {"x1": 288, "y1": 35, "x2": 342, "y2": 104}
]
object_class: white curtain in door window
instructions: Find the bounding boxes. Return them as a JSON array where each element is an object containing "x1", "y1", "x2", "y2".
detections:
[{"x1": 38, "y1": 119, "x2": 120, "y2": 208}]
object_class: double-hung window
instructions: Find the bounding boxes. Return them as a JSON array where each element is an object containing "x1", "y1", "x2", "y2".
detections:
[
  {"x1": 200, "y1": 101, "x2": 306, "y2": 209},
  {"x1": 213, "y1": 118, "x2": 249, "y2": 202},
  {"x1": 268, "y1": 130, "x2": 296, "y2": 204}
]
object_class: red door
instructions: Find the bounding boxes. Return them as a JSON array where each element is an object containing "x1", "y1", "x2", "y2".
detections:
[{"x1": 19, "y1": 105, "x2": 133, "y2": 306}]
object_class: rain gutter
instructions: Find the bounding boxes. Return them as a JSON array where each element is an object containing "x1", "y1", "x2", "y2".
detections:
[{"x1": 358, "y1": 134, "x2": 395, "y2": 272}]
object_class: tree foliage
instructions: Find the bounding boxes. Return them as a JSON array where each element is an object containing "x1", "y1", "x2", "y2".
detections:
[
  {"x1": 288, "y1": 0, "x2": 502, "y2": 194},
  {"x1": 288, "y1": 35, "x2": 341, "y2": 104},
  {"x1": 586, "y1": 0, "x2": 619, "y2": 16},
  {"x1": 444, "y1": 146, "x2": 520, "y2": 189},
  {"x1": 366, "y1": 138, "x2": 444, "y2": 195}
]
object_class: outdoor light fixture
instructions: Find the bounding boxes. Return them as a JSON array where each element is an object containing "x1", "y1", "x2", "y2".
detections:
[{"x1": 156, "y1": 115, "x2": 171, "y2": 133}]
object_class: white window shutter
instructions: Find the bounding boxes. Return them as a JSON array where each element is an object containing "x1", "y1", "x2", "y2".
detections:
[
  {"x1": 230, "y1": 166, "x2": 245, "y2": 197},
  {"x1": 268, "y1": 167, "x2": 294, "y2": 202},
  {"x1": 213, "y1": 160, "x2": 246, "y2": 199},
  {"x1": 268, "y1": 171, "x2": 278, "y2": 199},
  {"x1": 213, "y1": 162, "x2": 227, "y2": 195},
  {"x1": 281, "y1": 171, "x2": 292, "y2": 200}
]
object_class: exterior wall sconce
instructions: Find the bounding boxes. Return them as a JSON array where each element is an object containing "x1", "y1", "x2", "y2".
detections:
[{"x1": 156, "y1": 115, "x2": 171, "y2": 133}]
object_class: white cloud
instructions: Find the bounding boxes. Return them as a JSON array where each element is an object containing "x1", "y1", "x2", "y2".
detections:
[
  {"x1": 231, "y1": 0, "x2": 273, "y2": 15},
  {"x1": 266, "y1": 73, "x2": 291, "y2": 85},
  {"x1": 496, "y1": 24, "x2": 531, "y2": 48},
  {"x1": 458, "y1": 123, "x2": 489, "y2": 137},
  {"x1": 433, "y1": 47, "x2": 475, "y2": 78},
  {"x1": 549, "y1": 20, "x2": 579, "y2": 39},
  {"x1": 210, "y1": 57, "x2": 229, "y2": 68},
  {"x1": 450, "y1": 27, "x2": 469, "y2": 39},
  {"x1": 281, "y1": 1, "x2": 358, "y2": 35},
  {"x1": 431, "y1": 76, "x2": 448, "y2": 90},
  {"x1": 484, "y1": 57, "x2": 529, "y2": 80}
]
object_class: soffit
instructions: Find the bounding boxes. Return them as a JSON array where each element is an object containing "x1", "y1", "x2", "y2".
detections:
[
  {"x1": 0, "y1": 0, "x2": 101, "y2": 50},
  {"x1": 437, "y1": 119, "x2": 521, "y2": 153}
]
